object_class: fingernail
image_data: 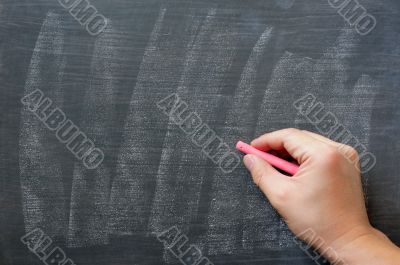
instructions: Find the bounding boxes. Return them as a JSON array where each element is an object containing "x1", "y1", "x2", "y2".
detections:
[{"x1": 243, "y1": 155, "x2": 255, "y2": 170}]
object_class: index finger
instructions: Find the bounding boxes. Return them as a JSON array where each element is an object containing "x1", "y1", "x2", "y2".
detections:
[{"x1": 251, "y1": 128, "x2": 327, "y2": 164}]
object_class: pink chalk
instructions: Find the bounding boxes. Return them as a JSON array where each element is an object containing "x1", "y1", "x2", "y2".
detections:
[{"x1": 236, "y1": 141, "x2": 299, "y2": 176}]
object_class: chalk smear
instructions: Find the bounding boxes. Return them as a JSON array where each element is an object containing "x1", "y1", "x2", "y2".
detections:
[
  {"x1": 242, "y1": 51, "x2": 312, "y2": 251},
  {"x1": 205, "y1": 26, "x2": 274, "y2": 255},
  {"x1": 348, "y1": 74, "x2": 377, "y2": 193},
  {"x1": 67, "y1": 20, "x2": 116, "y2": 248},
  {"x1": 109, "y1": 7, "x2": 193, "y2": 236},
  {"x1": 149, "y1": 7, "x2": 232, "y2": 234},
  {"x1": 147, "y1": 8, "x2": 242, "y2": 263},
  {"x1": 19, "y1": 11, "x2": 68, "y2": 239}
]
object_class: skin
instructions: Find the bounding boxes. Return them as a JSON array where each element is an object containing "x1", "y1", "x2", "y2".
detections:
[{"x1": 242, "y1": 128, "x2": 400, "y2": 264}]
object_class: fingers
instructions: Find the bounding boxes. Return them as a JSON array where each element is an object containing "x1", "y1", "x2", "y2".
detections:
[
  {"x1": 301, "y1": 130, "x2": 359, "y2": 162},
  {"x1": 251, "y1": 128, "x2": 325, "y2": 164},
  {"x1": 301, "y1": 130, "x2": 339, "y2": 147},
  {"x1": 243, "y1": 154, "x2": 289, "y2": 202}
]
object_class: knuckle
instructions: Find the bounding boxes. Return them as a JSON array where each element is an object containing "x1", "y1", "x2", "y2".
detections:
[
  {"x1": 285, "y1": 128, "x2": 300, "y2": 135},
  {"x1": 282, "y1": 132, "x2": 298, "y2": 146},
  {"x1": 321, "y1": 147, "x2": 343, "y2": 165},
  {"x1": 339, "y1": 145, "x2": 359, "y2": 160},
  {"x1": 272, "y1": 186, "x2": 291, "y2": 207}
]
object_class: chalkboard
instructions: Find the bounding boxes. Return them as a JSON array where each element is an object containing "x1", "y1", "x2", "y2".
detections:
[{"x1": 1, "y1": 0, "x2": 399, "y2": 264}]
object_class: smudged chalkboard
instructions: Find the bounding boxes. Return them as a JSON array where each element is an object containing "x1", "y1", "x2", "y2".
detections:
[{"x1": 1, "y1": 0, "x2": 400, "y2": 264}]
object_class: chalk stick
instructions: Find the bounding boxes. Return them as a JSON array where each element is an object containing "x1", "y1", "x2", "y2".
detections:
[{"x1": 236, "y1": 141, "x2": 299, "y2": 176}]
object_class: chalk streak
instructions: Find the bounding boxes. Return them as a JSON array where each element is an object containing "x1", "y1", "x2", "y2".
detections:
[
  {"x1": 148, "y1": 9, "x2": 243, "y2": 262},
  {"x1": 67, "y1": 21, "x2": 117, "y2": 248},
  {"x1": 298, "y1": 29, "x2": 374, "y2": 170},
  {"x1": 291, "y1": 27, "x2": 376, "y2": 231},
  {"x1": 243, "y1": 52, "x2": 311, "y2": 251},
  {"x1": 294, "y1": 28, "x2": 360, "y2": 127},
  {"x1": 347, "y1": 75, "x2": 377, "y2": 193},
  {"x1": 302, "y1": 29, "x2": 360, "y2": 105},
  {"x1": 19, "y1": 11, "x2": 68, "y2": 239},
  {"x1": 349, "y1": 75, "x2": 376, "y2": 146},
  {"x1": 245, "y1": 29, "x2": 364, "y2": 248},
  {"x1": 109, "y1": 7, "x2": 196, "y2": 236},
  {"x1": 204, "y1": 26, "x2": 274, "y2": 255},
  {"x1": 148, "y1": 8, "x2": 237, "y2": 235}
]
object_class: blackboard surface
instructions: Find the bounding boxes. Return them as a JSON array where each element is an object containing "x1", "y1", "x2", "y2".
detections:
[{"x1": 1, "y1": 1, "x2": 400, "y2": 264}]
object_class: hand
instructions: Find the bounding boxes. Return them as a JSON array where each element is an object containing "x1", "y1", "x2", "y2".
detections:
[{"x1": 242, "y1": 128, "x2": 400, "y2": 264}]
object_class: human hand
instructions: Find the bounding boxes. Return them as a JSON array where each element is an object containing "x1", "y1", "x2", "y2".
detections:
[{"x1": 242, "y1": 128, "x2": 400, "y2": 264}]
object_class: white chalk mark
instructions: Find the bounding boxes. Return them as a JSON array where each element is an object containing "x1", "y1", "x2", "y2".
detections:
[
  {"x1": 109, "y1": 7, "x2": 186, "y2": 236},
  {"x1": 148, "y1": 8, "x2": 239, "y2": 244},
  {"x1": 149, "y1": 9, "x2": 242, "y2": 261},
  {"x1": 241, "y1": 52, "x2": 312, "y2": 251},
  {"x1": 19, "y1": 11, "x2": 68, "y2": 239},
  {"x1": 150, "y1": 12, "x2": 247, "y2": 260},
  {"x1": 349, "y1": 75, "x2": 376, "y2": 149},
  {"x1": 347, "y1": 75, "x2": 377, "y2": 193},
  {"x1": 204, "y1": 26, "x2": 274, "y2": 255},
  {"x1": 311, "y1": 28, "x2": 360, "y2": 97},
  {"x1": 245, "y1": 29, "x2": 362, "y2": 249},
  {"x1": 293, "y1": 28, "x2": 375, "y2": 205},
  {"x1": 294, "y1": 28, "x2": 360, "y2": 128},
  {"x1": 67, "y1": 20, "x2": 116, "y2": 248}
]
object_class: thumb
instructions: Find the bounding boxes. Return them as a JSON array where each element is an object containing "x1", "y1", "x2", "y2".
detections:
[{"x1": 243, "y1": 154, "x2": 289, "y2": 200}]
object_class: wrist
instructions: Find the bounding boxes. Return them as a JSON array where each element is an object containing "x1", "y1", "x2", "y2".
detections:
[{"x1": 330, "y1": 226, "x2": 400, "y2": 265}]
